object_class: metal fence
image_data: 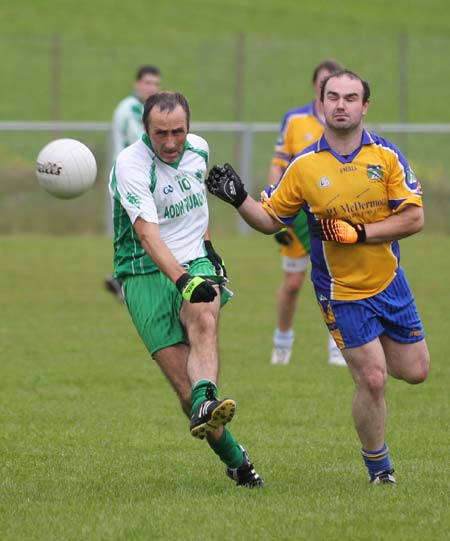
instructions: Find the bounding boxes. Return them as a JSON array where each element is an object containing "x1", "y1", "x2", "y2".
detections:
[{"x1": 1, "y1": 121, "x2": 450, "y2": 235}]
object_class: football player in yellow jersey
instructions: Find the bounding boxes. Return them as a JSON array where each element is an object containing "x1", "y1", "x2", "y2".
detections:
[
  {"x1": 205, "y1": 70, "x2": 430, "y2": 484},
  {"x1": 268, "y1": 60, "x2": 346, "y2": 366}
]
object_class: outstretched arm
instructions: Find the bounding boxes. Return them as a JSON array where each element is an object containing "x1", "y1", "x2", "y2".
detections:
[
  {"x1": 206, "y1": 163, "x2": 281, "y2": 235},
  {"x1": 238, "y1": 196, "x2": 280, "y2": 234}
]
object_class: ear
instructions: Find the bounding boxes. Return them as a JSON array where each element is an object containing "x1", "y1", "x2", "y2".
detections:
[{"x1": 362, "y1": 99, "x2": 370, "y2": 116}]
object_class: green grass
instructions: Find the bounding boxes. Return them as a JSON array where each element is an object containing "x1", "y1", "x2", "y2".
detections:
[{"x1": 1, "y1": 232, "x2": 449, "y2": 540}]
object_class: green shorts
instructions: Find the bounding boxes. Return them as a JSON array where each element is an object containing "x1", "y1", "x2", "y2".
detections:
[{"x1": 122, "y1": 257, "x2": 230, "y2": 358}]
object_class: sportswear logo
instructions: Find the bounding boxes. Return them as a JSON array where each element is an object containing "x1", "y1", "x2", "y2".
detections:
[
  {"x1": 367, "y1": 165, "x2": 384, "y2": 180},
  {"x1": 163, "y1": 185, "x2": 174, "y2": 194},
  {"x1": 319, "y1": 176, "x2": 331, "y2": 187},
  {"x1": 199, "y1": 400, "x2": 214, "y2": 417},
  {"x1": 318, "y1": 294, "x2": 328, "y2": 301}
]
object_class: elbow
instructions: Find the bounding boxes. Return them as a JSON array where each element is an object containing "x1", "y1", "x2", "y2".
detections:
[{"x1": 412, "y1": 208, "x2": 425, "y2": 233}]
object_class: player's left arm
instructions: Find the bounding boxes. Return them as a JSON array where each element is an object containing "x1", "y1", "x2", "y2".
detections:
[
  {"x1": 311, "y1": 204, "x2": 424, "y2": 245},
  {"x1": 363, "y1": 204, "x2": 424, "y2": 243}
]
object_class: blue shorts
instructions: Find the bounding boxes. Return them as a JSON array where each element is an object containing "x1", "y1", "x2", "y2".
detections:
[{"x1": 316, "y1": 269, "x2": 425, "y2": 349}]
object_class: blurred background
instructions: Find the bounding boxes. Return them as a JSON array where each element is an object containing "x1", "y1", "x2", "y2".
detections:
[{"x1": 1, "y1": 0, "x2": 449, "y2": 236}]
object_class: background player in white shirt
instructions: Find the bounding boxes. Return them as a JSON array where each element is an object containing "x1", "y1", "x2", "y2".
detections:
[{"x1": 105, "y1": 65, "x2": 161, "y2": 299}]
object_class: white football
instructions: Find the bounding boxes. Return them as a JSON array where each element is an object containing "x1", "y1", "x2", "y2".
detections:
[{"x1": 36, "y1": 138, "x2": 97, "y2": 199}]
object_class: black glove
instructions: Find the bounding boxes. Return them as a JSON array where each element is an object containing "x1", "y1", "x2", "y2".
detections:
[
  {"x1": 311, "y1": 219, "x2": 366, "y2": 244},
  {"x1": 204, "y1": 240, "x2": 227, "y2": 278},
  {"x1": 274, "y1": 228, "x2": 293, "y2": 247},
  {"x1": 176, "y1": 273, "x2": 217, "y2": 303},
  {"x1": 205, "y1": 163, "x2": 248, "y2": 208}
]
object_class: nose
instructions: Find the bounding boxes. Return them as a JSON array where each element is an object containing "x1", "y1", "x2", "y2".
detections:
[{"x1": 165, "y1": 135, "x2": 177, "y2": 149}]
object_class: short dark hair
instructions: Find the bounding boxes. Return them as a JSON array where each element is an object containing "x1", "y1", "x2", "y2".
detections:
[
  {"x1": 136, "y1": 65, "x2": 161, "y2": 80},
  {"x1": 142, "y1": 91, "x2": 190, "y2": 130},
  {"x1": 312, "y1": 60, "x2": 343, "y2": 83},
  {"x1": 320, "y1": 69, "x2": 371, "y2": 103}
]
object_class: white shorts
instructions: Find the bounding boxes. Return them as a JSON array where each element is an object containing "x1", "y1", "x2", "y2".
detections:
[{"x1": 282, "y1": 254, "x2": 310, "y2": 273}]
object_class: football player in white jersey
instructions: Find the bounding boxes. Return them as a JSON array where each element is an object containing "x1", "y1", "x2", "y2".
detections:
[
  {"x1": 105, "y1": 65, "x2": 161, "y2": 299},
  {"x1": 109, "y1": 91, "x2": 264, "y2": 488}
]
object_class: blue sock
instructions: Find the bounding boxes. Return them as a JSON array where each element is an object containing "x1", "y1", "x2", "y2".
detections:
[{"x1": 361, "y1": 444, "x2": 392, "y2": 478}]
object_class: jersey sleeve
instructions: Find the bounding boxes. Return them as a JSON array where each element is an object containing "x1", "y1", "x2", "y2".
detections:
[
  {"x1": 262, "y1": 160, "x2": 305, "y2": 225},
  {"x1": 384, "y1": 141, "x2": 423, "y2": 212},
  {"x1": 113, "y1": 154, "x2": 158, "y2": 225},
  {"x1": 271, "y1": 112, "x2": 292, "y2": 169}
]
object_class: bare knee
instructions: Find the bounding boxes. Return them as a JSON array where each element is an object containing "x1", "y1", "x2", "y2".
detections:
[
  {"x1": 405, "y1": 354, "x2": 430, "y2": 384},
  {"x1": 282, "y1": 272, "x2": 305, "y2": 295},
  {"x1": 359, "y1": 367, "x2": 387, "y2": 397},
  {"x1": 187, "y1": 310, "x2": 217, "y2": 338}
]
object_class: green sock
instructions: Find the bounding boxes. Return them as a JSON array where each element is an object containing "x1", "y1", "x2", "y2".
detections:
[
  {"x1": 209, "y1": 427, "x2": 244, "y2": 469},
  {"x1": 190, "y1": 380, "x2": 218, "y2": 416}
]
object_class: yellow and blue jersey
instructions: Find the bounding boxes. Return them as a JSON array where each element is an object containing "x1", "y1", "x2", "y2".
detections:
[
  {"x1": 272, "y1": 102, "x2": 325, "y2": 169},
  {"x1": 262, "y1": 130, "x2": 423, "y2": 301}
]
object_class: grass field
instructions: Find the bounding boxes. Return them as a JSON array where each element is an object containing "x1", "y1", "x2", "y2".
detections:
[
  {"x1": 1, "y1": 0, "x2": 450, "y2": 122},
  {"x1": 1, "y1": 232, "x2": 449, "y2": 540}
]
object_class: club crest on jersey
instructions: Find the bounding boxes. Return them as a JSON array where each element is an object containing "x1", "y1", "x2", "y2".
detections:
[
  {"x1": 319, "y1": 176, "x2": 331, "y2": 187},
  {"x1": 406, "y1": 167, "x2": 420, "y2": 190},
  {"x1": 126, "y1": 192, "x2": 141, "y2": 208},
  {"x1": 367, "y1": 165, "x2": 384, "y2": 181}
]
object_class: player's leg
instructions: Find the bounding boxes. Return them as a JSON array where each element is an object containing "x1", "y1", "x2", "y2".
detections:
[
  {"x1": 153, "y1": 343, "x2": 191, "y2": 416},
  {"x1": 317, "y1": 293, "x2": 395, "y2": 483},
  {"x1": 343, "y1": 339, "x2": 395, "y2": 483},
  {"x1": 378, "y1": 271, "x2": 430, "y2": 383},
  {"x1": 272, "y1": 266, "x2": 307, "y2": 365},
  {"x1": 124, "y1": 270, "x2": 262, "y2": 486},
  {"x1": 271, "y1": 221, "x2": 310, "y2": 365},
  {"x1": 381, "y1": 336, "x2": 430, "y2": 383},
  {"x1": 154, "y1": 344, "x2": 262, "y2": 486}
]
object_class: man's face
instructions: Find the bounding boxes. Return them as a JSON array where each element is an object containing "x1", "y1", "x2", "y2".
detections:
[
  {"x1": 135, "y1": 74, "x2": 161, "y2": 102},
  {"x1": 147, "y1": 104, "x2": 188, "y2": 163},
  {"x1": 322, "y1": 75, "x2": 369, "y2": 132}
]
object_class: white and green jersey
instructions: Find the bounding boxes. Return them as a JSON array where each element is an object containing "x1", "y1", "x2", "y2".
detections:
[
  {"x1": 111, "y1": 94, "x2": 144, "y2": 159},
  {"x1": 109, "y1": 133, "x2": 210, "y2": 278}
]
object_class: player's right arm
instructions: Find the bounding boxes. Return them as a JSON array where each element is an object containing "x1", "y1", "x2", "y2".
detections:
[{"x1": 133, "y1": 219, "x2": 217, "y2": 303}]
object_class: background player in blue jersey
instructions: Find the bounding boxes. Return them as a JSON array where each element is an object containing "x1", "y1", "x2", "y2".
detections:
[
  {"x1": 268, "y1": 60, "x2": 346, "y2": 366},
  {"x1": 206, "y1": 70, "x2": 430, "y2": 485}
]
